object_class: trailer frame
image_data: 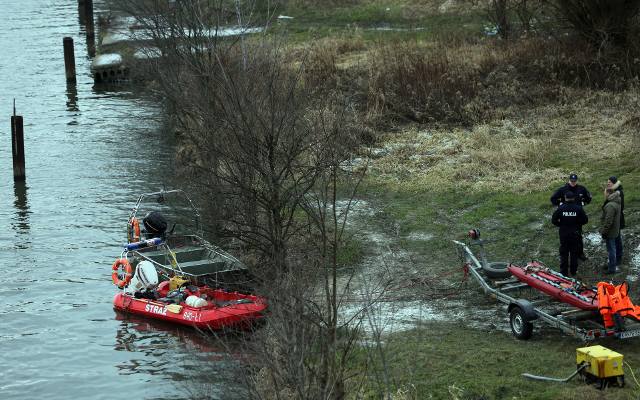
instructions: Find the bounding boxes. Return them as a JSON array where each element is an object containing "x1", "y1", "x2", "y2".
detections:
[{"x1": 454, "y1": 238, "x2": 640, "y2": 341}]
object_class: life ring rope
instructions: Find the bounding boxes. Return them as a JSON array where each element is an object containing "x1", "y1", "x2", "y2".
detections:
[{"x1": 112, "y1": 258, "x2": 133, "y2": 288}]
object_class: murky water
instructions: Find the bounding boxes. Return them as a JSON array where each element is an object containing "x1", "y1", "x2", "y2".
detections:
[{"x1": 0, "y1": 1, "x2": 242, "y2": 399}]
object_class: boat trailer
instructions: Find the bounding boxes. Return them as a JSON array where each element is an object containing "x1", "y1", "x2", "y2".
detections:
[{"x1": 454, "y1": 232, "x2": 640, "y2": 341}]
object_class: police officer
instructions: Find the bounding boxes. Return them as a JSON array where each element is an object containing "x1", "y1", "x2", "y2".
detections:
[
  {"x1": 550, "y1": 173, "x2": 591, "y2": 260},
  {"x1": 551, "y1": 191, "x2": 588, "y2": 277}
]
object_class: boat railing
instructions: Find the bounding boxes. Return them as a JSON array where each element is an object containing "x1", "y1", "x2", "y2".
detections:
[
  {"x1": 129, "y1": 188, "x2": 203, "y2": 239},
  {"x1": 122, "y1": 236, "x2": 185, "y2": 271},
  {"x1": 120, "y1": 236, "x2": 247, "y2": 285}
]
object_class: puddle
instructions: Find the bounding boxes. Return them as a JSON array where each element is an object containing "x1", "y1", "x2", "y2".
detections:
[
  {"x1": 632, "y1": 244, "x2": 640, "y2": 268},
  {"x1": 334, "y1": 197, "x2": 498, "y2": 337},
  {"x1": 340, "y1": 298, "x2": 503, "y2": 335},
  {"x1": 585, "y1": 232, "x2": 602, "y2": 246},
  {"x1": 334, "y1": 199, "x2": 376, "y2": 220},
  {"x1": 627, "y1": 244, "x2": 640, "y2": 282},
  {"x1": 405, "y1": 232, "x2": 434, "y2": 241},
  {"x1": 340, "y1": 300, "x2": 452, "y2": 335}
]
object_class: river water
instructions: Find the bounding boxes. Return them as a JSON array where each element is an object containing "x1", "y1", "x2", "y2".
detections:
[{"x1": 0, "y1": 1, "x2": 243, "y2": 399}]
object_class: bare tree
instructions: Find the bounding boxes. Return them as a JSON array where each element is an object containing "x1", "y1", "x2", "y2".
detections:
[
  {"x1": 244, "y1": 103, "x2": 369, "y2": 399},
  {"x1": 489, "y1": 0, "x2": 511, "y2": 39},
  {"x1": 114, "y1": 0, "x2": 330, "y2": 274},
  {"x1": 111, "y1": 2, "x2": 379, "y2": 399}
]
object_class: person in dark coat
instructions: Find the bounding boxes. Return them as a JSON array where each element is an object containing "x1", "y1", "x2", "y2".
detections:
[
  {"x1": 550, "y1": 173, "x2": 593, "y2": 207},
  {"x1": 552, "y1": 191, "x2": 588, "y2": 277},
  {"x1": 601, "y1": 188, "x2": 622, "y2": 274},
  {"x1": 607, "y1": 176, "x2": 624, "y2": 266},
  {"x1": 550, "y1": 173, "x2": 592, "y2": 261}
]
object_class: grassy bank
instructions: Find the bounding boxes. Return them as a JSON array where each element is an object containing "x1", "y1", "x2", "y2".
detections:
[
  {"x1": 352, "y1": 322, "x2": 640, "y2": 399},
  {"x1": 280, "y1": 2, "x2": 640, "y2": 399},
  {"x1": 269, "y1": 1, "x2": 640, "y2": 397},
  {"x1": 345, "y1": 80, "x2": 640, "y2": 398}
]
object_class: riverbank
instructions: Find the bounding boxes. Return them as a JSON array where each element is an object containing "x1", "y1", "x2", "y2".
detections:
[
  {"x1": 272, "y1": 3, "x2": 640, "y2": 399},
  {"x1": 333, "y1": 18, "x2": 640, "y2": 400}
]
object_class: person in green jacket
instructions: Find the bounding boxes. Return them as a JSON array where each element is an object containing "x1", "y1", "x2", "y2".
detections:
[
  {"x1": 607, "y1": 176, "x2": 624, "y2": 265},
  {"x1": 600, "y1": 188, "x2": 622, "y2": 274}
]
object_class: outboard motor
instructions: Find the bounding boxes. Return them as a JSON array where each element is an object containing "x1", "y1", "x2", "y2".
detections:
[
  {"x1": 125, "y1": 260, "x2": 159, "y2": 294},
  {"x1": 143, "y1": 211, "x2": 168, "y2": 238}
]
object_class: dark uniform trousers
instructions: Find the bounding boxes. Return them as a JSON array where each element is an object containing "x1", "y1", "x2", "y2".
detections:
[{"x1": 559, "y1": 231, "x2": 580, "y2": 276}]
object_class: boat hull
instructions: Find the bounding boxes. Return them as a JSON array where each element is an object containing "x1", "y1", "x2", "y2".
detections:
[
  {"x1": 113, "y1": 291, "x2": 266, "y2": 330},
  {"x1": 508, "y1": 262, "x2": 598, "y2": 310}
]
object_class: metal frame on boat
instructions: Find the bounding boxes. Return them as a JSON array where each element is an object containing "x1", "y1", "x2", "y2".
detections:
[
  {"x1": 111, "y1": 189, "x2": 265, "y2": 330},
  {"x1": 454, "y1": 233, "x2": 640, "y2": 341},
  {"x1": 124, "y1": 189, "x2": 250, "y2": 290}
]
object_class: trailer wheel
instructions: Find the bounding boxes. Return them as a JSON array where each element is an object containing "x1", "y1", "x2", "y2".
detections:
[
  {"x1": 510, "y1": 307, "x2": 533, "y2": 340},
  {"x1": 482, "y1": 261, "x2": 512, "y2": 279}
]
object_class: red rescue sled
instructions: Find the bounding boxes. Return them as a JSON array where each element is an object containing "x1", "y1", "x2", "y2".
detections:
[
  {"x1": 113, "y1": 281, "x2": 267, "y2": 330},
  {"x1": 508, "y1": 261, "x2": 598, "y2": 310}
]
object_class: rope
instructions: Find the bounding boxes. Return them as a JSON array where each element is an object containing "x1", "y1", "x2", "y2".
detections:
[{"x1": 625, "y1": 361, "x2": 640, "y2": 388}]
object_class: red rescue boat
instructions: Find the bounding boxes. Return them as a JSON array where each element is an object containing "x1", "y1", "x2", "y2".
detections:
[
  {"x1": 508, "y1": 261, "x2": 598, "y2": 310},
  {"x1": 113, "y1": 281, "x2": 267, "y2": 330}
]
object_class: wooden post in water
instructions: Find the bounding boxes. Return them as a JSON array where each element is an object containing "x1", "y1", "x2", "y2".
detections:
[
  {"x1": 63, "y1": 37, "x2": 76, "y2": 83},
  {"x1": 11, "y1": 112, "x2": 25, "y2": 181},
  {"x1": 84, "y1": 0, "x2": 95, "y2": 57},
  {"x1": 77, "y1": 0, "x2": 86, "y2": 25}
]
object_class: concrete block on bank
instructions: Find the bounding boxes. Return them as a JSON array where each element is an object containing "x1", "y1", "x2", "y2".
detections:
[{"x1": 91, "y1": 53, "x2": 128, "y2": 83}]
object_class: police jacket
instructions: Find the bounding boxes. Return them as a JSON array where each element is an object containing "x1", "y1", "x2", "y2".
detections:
[
  {"x1": 600, "y1": 191, "x2": 622, "y2": 239},
  {"x1": 552, "y1": 201, "x2": 588, "y2": 237},
  {"x1": 550, "y1": 183, "x2": 592, "y2": 206}
]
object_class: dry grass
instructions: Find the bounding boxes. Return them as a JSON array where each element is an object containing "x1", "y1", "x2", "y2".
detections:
[
  {"x1": 366, "y1": 88, "x2": 638, "y2": 193},
  {"x1": 347, "y1": 36, "x2": 640, "y2": 127}
]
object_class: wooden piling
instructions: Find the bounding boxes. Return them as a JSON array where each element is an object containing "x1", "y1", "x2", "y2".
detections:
[
  {"x1": 63, "y1": 37, "x2": 76, "y2": 83},
  {"x1": 77, "y1": 0, "x2": 86, "y2": 25},
  {"x1": 84, "y1": 0, "x2": 94, "y2": 37},
  {"x1": 11, "y1": 115, "x2": 25, "y2": 181},
  {"x1": 84, "y1": 0, "x2": 96, "y2": 57}
]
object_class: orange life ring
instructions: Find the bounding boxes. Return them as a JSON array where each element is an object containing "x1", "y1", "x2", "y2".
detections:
[
  {"x1": 112, "y1": 258, "x2": 133, "y2": 288},
  {"x1": 128, "y1": 217, "x2": 141, "y2": 243}
]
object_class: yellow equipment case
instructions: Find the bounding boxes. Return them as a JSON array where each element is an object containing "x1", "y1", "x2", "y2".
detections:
[{"x1": 576, "y1": 345, "x2": 624, "y2": 388}]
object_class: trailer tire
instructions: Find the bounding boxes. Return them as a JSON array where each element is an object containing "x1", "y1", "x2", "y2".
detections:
[
  {"x1": 509, "y1": 306, "x2": 533, "y2": 340},
  {"x1": 482, "y1": 261, "x2": 512, "y2": 279}
]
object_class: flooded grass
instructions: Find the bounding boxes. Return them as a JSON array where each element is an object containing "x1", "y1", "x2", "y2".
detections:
[{"x1": 270, "y1": 1, "x2": 485, "y2": 43}]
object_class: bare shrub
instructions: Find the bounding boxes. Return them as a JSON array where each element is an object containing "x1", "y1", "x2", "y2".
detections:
[
  {"x1": 366, "y1": 41, "x2": 482, "y2": 125},
  {"x1": 548, "y1": 0, "x2": 640, "y2": 49},
  {"x1": 111, "y1": 2, "x2": 379, "y2": 399},
  {"x1": 361, "y1": 34, "x2": 640, "y2": 129},
  {"x1": 488, "y1": 0, "x2": 511, "y2": 39},
  {"x1": 244, "y1": 102, "x2": 369, "y2": 400},
  {"x1": 302, "y1": 42, "x2": 339, "y2": 91},
  {"x1": 466, "y1": 0, "x2": 545, "y2": 38}
]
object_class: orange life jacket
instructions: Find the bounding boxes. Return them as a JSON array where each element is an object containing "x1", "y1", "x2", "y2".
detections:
[{"x1": 597, "y1": 281, "x2": 640, "y2": 328}]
